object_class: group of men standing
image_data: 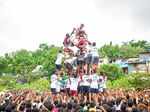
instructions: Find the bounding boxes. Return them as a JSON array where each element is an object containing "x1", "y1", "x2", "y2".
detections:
[{"x1": 51, "y1": 24, "x2": 107, "y2": 100}]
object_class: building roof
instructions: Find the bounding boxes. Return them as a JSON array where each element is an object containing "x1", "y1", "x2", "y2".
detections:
[{"x1": 127, "y1": 60, "x2": 146, "y2": 64}]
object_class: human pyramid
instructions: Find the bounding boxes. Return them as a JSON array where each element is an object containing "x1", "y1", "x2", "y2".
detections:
[
  {"x1": 51, "y1": 24, "x2": 107, "y2": 102},
  {"x1": 1, "y1": 25, "x2": 150, "y2": 112}
]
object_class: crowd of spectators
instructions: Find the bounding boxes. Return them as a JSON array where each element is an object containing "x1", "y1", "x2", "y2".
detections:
[{"x1": 0, "y1": 89, "x2": 150, "y2": 112}]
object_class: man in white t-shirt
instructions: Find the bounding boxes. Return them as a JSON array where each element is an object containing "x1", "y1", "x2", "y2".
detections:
[
  {"x1": 102, "y1": 74, "x2": 107, "y2": 92},
  {"x1": 84, "y1": 43, "x2": 92, "y2": 74},
  {"x1": 98, "y1": 75, "x2": 104, "y2": 92},
  {"x1": 50, "y1": 71, "x2": 58, "y2": 94},
  {"x1": 98, "y1": 73, "x2": 107, "y2": 92},
  {"x1": 65, "y1": 76, "x2": 71, "y2": 96},
  {"x1": 55, "y1": 50, "x2": 64, "y2": 70},
  {"x1": 80, "y1": 74, "x2": 90, "y2": 94},
  {"x1": 56, "y1": 79, "x2": 61, "y2": 93},
  {"x1": 70, "y1": 74, "x2": 79, "y2": 96},
  {"x1": 91, "y1": 42, "x2": 99, "y2": 65},
  {"x1": 89, "y1": 72, "x2": 99, "y2": 93}
]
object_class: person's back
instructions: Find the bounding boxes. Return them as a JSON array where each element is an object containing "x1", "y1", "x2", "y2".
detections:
[
  {"x1": 51, "y1": 73, "x2": 58, "y2": 87},
  {"x1": 81, "y1": 74, "x2": 90, "y2": 87},
  {"x1": 70, "y1": 75, "x2": 79, "y2": 96},
  {"x1": 91, "y1": 43, "x2": 99, "y2": 57},
  {"x1": 90, "y1": 73, "x2": 99, "y2": 89},
  {"x1": 50, "y1": 73, "x2": 58, "y2": 94},
  {"x1": 55, "y1": 51, "x2": 64, "y2": 70}
]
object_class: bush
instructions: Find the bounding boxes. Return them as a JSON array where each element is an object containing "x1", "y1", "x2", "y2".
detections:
[
  {"x1": 0, "y1": 73, "x2": 50, "y2": 92},
  {"x1": 98, "y1": 64, "x2": 124, "y2": 80},
  {"x1": 128, "y1": 73, "x2": 150, "y2": 89},
  {"x1": 15, "y1": 78, "x2": 49, "y2": 91},
  {"x1": 107, "y1": 73, "x2": 150, "y2": 90},
  {"x1": 0, "y1": 75, "x2": 16, "y2": 90},
  {"x1": 107, "y1": 76, "x2": 132, "y2": 90},
  {"x1": 16, "y1": 71, "x2": 47, "y2": 84}
]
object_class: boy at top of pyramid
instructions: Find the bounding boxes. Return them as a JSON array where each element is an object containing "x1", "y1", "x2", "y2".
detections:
[
  {"x1": 75, "y1": 24, "x2": 87, "y2": 39},
  {"x1": 63, "y1": 24, "x2": 91, "y2": 56},
  {"x1": 75, "y1": 24, "x2": 91, "y2": 53}
]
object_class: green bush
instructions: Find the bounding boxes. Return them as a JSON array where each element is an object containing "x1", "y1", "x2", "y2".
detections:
[
  {"x1": 128, "y1": 73, "x2": 150, "y2": 89},
  {"x1": 107, "y1": 73, "x2": 150, "y2": 90},
  {"x1": 98, "y1": 64, "x2": 124, "y2": 80},
  {"x1": 0, "y1": 75, "x2": 16, "y2": 90},
  {"x1": 0, "y1": 75, "x2": 15, "y2": 86},
  {"x1": 0, "y1": 76, "x2": 49, "y2": 92},
  {"x1": 15, "y1": 78, "x2": 49, "y2": 91}
]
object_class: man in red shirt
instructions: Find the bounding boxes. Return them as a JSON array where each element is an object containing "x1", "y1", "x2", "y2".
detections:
[{"x1": 63, "y1": 33, "x2": 71, "y2": 47}]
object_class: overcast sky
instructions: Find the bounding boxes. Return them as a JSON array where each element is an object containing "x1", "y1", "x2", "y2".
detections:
[{"x1": 0, "y1": 0, "x2": 150, "y2": 55}]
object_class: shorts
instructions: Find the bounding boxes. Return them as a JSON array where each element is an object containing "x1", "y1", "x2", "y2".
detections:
[
  {"x1": 77, "y1": 59, "x2": 85, "y2": 66},
  {"x1": 70, "y1": 90, "x2": 78, "y2": 96},
  {"x1": 85, "y1": 54, "x2": 92, "y2": 64},
  {"x1": 92, "y1": 56, "x2": 99, "y2": 64},
  {"x1": 51, "y1": 88, "x2": 57, "y2": 94},
  {"x1": 56, "y1": 64, "x2": 62, "y2": 70},
  {"x1": 60, "y1": 89, "x2": 65, "y2": 93},
  {"x1": 90, "y1": 88, "x2": 99, "y2": 93},
  {"x1": 80, "y1": 86, "x2": 90, "y2": 94}
]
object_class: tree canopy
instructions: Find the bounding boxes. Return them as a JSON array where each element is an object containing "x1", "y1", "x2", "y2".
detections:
[
  {"x1": 99, "y1": 40, "x2": 147, "y2": 62},
  {"x1": 0, "y1": 40, "x2": 149, "y2": 76},
  {"x1": 0, "y1": 43, "x2": 60, "y2": 76}
]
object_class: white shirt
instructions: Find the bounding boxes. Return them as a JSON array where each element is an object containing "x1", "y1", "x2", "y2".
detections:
[
  {"x1": 65, "y1": 56, "x2": 77, "y2": 65},
  {"x1": 98, "y1": 76, "x2": 103, "y2": 88},
  {"x1": 91, "y1": 46, "x2": 99, "y2": 57},
  {"x1": 69, "y1": 46, "x2": 79, "y2": 55},
  {"x1": 99, "y1": 76, "x2": 107, "y2": 88},
  {"x1": 70, "y1": 77, "x2": 79, "y2": 91},
  {"x1": 86, "y1": 44, "x2": 92, "y2": 53},
  {"x1": 55, "y1": 53, "x2": 64, "y2": 65},
  {"x1": 66, "y1": 78, "x2": 71, "y2": 89},
  {"x1": 90, "y1": 74, "x2": 99, "y2": 89},
  {"x1": 102, "y1": 76, "x2": 107, "y2": 88},
  {"x1": 80, "y1": 75, "x2": 90, "y2": 86},
  {"x1": 56, "y1": 81, "x2": 61, "y2": 92},
  {"x1": 65, "y1": 58, "x2": 72, "y2": 64},
  {"x1": 50, "y1": 74, "x2": 58, "y2": 88}
]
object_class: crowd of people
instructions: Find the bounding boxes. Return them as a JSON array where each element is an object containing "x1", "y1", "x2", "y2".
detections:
[
  {"x1": 0, "y1": 89, "x2": 150, "y2": 112},
  {"x1": 1, "y1": 24, "x2": 150, "y2": 112}
]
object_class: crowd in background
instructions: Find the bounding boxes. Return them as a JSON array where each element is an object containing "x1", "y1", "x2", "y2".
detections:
[{"x1": 0, "y1": 89, "x2": 150, "y2": 112}]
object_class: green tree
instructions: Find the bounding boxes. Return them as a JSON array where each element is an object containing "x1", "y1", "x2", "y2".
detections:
[
  {"x1": 123, "y1": 40, "x2": 150, "y2": 51},
  {"x1": 97, "y1": 64, "x2": 124, "y2": 80},
  {"x1": 99, "y1": 41, "x2": 145, "y2": 62},
  {"x1": 120, "y1": 45, "x2": 144, "y2": 58},
  {"x1": 100, "y1": 42, "x2": 121, "y2": 63},
  {"x1": 33, "y1": 44, "x2": 60, "y2": 77}
]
